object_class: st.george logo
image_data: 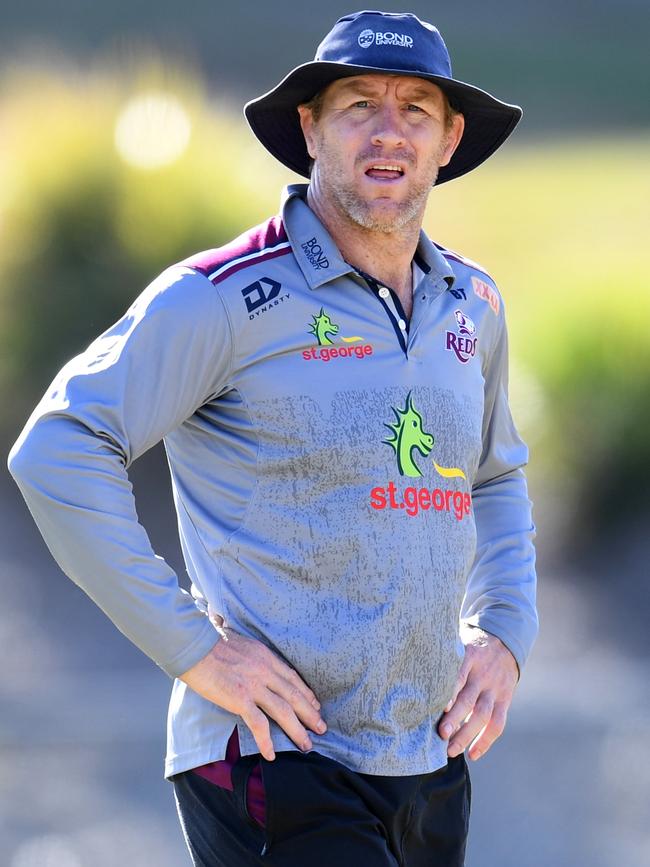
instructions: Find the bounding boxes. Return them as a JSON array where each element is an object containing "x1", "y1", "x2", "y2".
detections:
[
  {"x1": 302, "y1": 308, "x2": 373, "y2": 362},
  {"x1": 309, "y1": 308, "x2": 339, "y2": 346},
  {"x1": 383, "y1": 392, "x2": 433, "y2": 477},
  {"x1": 370, "y1": 393, "x2": 471, "y2": 520},
  {"x1": 383, "y1": 392, "x2": 466, "y2": 479}
]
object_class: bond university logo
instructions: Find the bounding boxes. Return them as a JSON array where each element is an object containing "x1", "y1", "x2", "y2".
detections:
[
  {"x1": 370, "y1": 392, "x2": 471, "y2": 520},
  {"x1": 241, "y1": 277, "x2": 290, "y2": 320},
  {"x1": 358, "y1": 29, "x2": 375, "y2": 47},
  {"x1": 445, "y1": 309, "x2": 477, "y2": 364},
  {"x1": 301, "y1": 237, "x2": 329, "y2": 271},
  {"x1": 358, "y1": 29, "x2": 413, "y2": 48},
  {"x1": 302, "y1": 308, "x2": 374, "y2": 362}
]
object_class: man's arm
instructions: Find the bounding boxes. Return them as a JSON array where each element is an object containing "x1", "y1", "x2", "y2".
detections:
[
  {"x1": 8, "y1": 266, "x2": 229, "y2": 674},
  {"x1": 7, "y1": 265, "x2": 327, "y2": 756},
  {"x1": 439, "y1": 301, "x2": 538, "y2": 760}
]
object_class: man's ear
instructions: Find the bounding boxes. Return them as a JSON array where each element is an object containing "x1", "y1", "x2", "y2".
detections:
[
  {"x1": 439, "y1": 113, "x2": 465, "y2": 168},
  {"x1": 297, "y1": 105, "x2": 318, "y2": 160}
]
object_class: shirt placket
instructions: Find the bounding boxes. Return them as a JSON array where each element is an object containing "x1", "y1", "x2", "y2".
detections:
[{"x1": 356, "y1": 271, "x2": 410, "y2": 356}]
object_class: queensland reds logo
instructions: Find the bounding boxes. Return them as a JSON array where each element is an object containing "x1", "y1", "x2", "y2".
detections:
[
  {"x1": 454, "y1": 310, "x2": 475, "y2": 336},
  {"x1": 445, "y1": 309, "x2": 477, "y2": 364}
]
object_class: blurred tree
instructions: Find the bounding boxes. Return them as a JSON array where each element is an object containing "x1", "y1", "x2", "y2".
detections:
[{"x1": 0, "y1": 66, "x2": 285, "y2": 428}]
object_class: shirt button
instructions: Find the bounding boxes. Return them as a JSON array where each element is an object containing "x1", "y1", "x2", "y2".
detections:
[
  {"x1": 378, "y1": 287, "x2": 390, "y2": 298},
  {"x1": 398, "y1": 319, "x2": 407, "y2": 331}
]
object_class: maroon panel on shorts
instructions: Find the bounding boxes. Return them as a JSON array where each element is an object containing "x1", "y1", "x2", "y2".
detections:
[{"x1": 193, "y1": 727, "x2": 266, "y2": 827}]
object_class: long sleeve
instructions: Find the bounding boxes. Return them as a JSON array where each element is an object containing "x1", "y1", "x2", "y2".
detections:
[
  {"x1": 461, "y1": 304, "x2": 538, "y2": 673},
  {"x1": 7, "y1": 265, "x2": 233, "y2": 677}
]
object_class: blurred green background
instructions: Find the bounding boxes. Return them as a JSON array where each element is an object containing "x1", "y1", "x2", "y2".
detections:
[{"x1": 1, "y1": 2, "x2": 648, "y2": 866}]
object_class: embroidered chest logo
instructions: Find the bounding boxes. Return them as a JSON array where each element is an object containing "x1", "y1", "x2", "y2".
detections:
[
  {"x1": 302, "y1": 308, "x2": 374, "y2": 362},
  {"x1": 241, "y1": 277, "x2": 290, "y2": 320},
  {"x1": 369, "y1": 392, "x2": 471, "y2": 520},
  {"x1": 445, "y1": 309, "x2": 477, "y2": 364},
  {"x1": 301, "y1": 237, "x2": 330, "y2": 271}
]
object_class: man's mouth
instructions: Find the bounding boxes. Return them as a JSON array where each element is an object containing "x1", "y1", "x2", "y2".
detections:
[{"x1": 364, "y1": 164, "x2": 405, "y2": 180}]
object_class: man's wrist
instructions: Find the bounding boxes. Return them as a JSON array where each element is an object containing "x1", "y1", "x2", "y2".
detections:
[{"x1": 460, "y1": 622, "x2": 520, "y2": 680}]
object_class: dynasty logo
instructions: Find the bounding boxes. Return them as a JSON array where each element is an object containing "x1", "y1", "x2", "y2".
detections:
[
  {"x1": 445, "y1": 309, "x2": 477, "y2": 364},
  {"x1": 370, "y1": 392, "x2": 471, "y2": 520},
  {"x1": 302, "y1": 308, "x2": 374, "y2": 362},
  {"x1": 241, "y1": 277, "x2": 290, "y2": 320}
]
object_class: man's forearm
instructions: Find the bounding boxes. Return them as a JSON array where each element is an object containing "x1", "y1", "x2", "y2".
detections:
[{"x1": 461, "y1": 469, "x2": 538, "y2": 673}]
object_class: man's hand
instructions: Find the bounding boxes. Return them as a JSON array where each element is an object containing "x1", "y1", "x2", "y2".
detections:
[
  {"x1": 438, "y1": 627, "x2": 519, "y2": 762},
  {"x1": 179, "y1": 628, "x2": 327, "y2": 761}
]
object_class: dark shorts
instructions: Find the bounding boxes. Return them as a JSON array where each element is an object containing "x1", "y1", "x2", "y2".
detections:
[{"x1": 172, "y1": 749, "x2": 471, "y2": 866}]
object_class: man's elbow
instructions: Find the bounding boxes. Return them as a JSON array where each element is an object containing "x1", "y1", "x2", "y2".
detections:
[
  {"x1": 7, "y1": 414, "x2": 84, "y2": 494},
  {"x1": 8, "y1": 419, "x2": 53, "y2": 492}
]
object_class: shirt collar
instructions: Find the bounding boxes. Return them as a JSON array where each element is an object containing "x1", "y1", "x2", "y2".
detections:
[
  {"x1": 412, "y1": 231, "x2": 456, "y2": 294},
  {"x1": 281, "y1": 184, "x2": 354, "y2": 290},
  {"x1": 281, "y1": 183, "x2": 456, "y2": 294}
]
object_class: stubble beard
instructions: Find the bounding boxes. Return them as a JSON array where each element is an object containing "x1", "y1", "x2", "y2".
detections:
[{"x1": 313, "y1": 140, "x2": 447, "y2": 235}]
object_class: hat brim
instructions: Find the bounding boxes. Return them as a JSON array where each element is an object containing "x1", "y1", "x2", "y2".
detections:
[{"x1": 244, "y1": 61, "x2": 522, "y2": 185}]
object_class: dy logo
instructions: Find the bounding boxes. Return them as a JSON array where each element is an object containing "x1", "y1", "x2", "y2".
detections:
[{"x1": 241, "y1": 277, "x2": 282, "y2": 313}]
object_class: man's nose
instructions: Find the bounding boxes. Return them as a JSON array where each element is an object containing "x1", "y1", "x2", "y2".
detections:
[{"x1": 370, "y1": 103, "x2": 406, "y2": 148}]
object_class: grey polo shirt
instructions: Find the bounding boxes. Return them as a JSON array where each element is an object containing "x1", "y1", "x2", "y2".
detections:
[{"x1": 8, "y1": 183, "x2": 537, "y2": 777}]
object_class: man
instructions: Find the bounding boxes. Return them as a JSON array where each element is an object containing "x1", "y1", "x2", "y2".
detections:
[{"x1": 8, "y1": 10, "x2": 537, "y2": 866}]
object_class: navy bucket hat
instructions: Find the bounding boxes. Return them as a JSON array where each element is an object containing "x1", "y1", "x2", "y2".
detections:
[{"x1": 244, "y1": 10, "x2": 522, "y2": 185}]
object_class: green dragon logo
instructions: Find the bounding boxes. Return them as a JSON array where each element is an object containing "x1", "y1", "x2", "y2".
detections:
[
  {"x1": 383, "y1": 393, "x2": 468, "y2": 480},
  {"x1": 309, "y1": 307, "x2": 339, "y2": 346},
  {"x1": 383, "y1": 392, "x2": 434, "y2": 478}
]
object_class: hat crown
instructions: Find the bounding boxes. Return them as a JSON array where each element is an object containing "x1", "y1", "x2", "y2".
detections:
[{"x1": 315, "y1": 10, "x2": 452, "y2": 79}]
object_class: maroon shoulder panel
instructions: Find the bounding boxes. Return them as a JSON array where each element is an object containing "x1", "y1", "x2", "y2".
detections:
[{"x1": 182, "y1": 215, "x2": 290, "y2": 286}]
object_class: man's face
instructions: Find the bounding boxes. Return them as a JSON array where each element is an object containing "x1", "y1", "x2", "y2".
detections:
[{"x1": 298, "y1": 74, "x2": 464, "y2": 233}]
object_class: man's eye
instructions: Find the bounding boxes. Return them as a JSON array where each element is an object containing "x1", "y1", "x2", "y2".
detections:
[
  {"x1": 353, "y1": 100, "x2": 370, "y2": 108},
  {"x1": 406, "y1": 104, "x2": 424, "y2": 112}
]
